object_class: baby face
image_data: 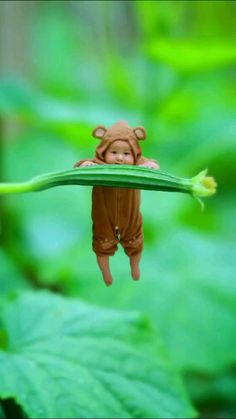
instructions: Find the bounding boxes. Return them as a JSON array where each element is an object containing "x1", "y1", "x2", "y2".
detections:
[{"x1": 104, "y1": 140, "x2": 134, "y2": 165}]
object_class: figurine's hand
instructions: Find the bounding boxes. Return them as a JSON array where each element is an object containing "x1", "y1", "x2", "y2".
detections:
[
  {"x1": 80, "y1": 161, "x2": 98, "y2": 167},
  {"x1": 138, "y1": 161, "x2": 160, "y2": 170}
]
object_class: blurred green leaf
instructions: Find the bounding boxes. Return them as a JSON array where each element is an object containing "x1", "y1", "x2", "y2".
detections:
[
  {"x1": 135, "y1": 1, "x2": 186, "y2": 41},
  {"x1": 0, "y1": 249, "x2": 30, "y2": 298},
  {"x1": 0, "y1": 79, "x2": 138, "y2": 140},
  {"x1": 31, "y1": 5, "x2": 79, "y2": 97},
  {"x1": 147, "y1": 39, "x2": 236, "y2": 72},
  {"x1": 0, "y1": 291, "x2": 195, "y2": 419},
  {"x1": 3, "y1": 132, "x2": 91, "y2": 280},
  {"x1": 0, "y1": 79, "x2": 37, "y2": 118}
]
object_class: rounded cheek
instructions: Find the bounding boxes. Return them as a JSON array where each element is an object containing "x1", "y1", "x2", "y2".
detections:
[
  {"x1": 105, "y1": 153, "x2": 109, "y2": 161},
  {"x1": 105, "y1": 153, "x2": 113, "y2": 163},
  {"x1": 127, "y1": 156, "x2": 134, "y2": 164}
]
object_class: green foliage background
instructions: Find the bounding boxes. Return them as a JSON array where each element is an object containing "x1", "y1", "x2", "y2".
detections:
[{"x1": 0, "y1": 1, "x2": 236, "y2": 418}]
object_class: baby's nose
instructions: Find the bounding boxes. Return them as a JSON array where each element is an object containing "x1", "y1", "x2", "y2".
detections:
[{"x1": 117, "y1": 154, "x2": 123, "y2": 161}]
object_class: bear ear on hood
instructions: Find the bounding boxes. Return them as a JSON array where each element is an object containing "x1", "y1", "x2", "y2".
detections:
[
  {"x1": 92, "y1": 125, "x2": 107, "y2": 139},
  {"x1": 133, "y1": 126, "x2": 146, "y2": 140}
]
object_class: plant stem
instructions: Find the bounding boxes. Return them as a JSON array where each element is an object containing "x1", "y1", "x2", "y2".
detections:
[{"x1": 0, "y1": 165, "x2": 217, "y2": 200}]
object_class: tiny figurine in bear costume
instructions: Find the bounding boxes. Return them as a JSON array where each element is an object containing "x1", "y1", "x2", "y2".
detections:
[{"x1": 74, "y1": 121, "x2": 159, "y2": 286}]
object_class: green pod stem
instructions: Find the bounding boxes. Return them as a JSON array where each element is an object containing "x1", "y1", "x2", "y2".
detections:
[{"x1": 0, "y1": 165, "x2": 216, "y2": 199}]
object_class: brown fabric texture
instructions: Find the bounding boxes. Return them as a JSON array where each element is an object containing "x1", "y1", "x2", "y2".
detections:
[
  {"x1": 91, "y1": 186, "x2": 143, "y2": 256},
  {"x1": 74, "y1": 121, "x2": 158, "y2": 256}
]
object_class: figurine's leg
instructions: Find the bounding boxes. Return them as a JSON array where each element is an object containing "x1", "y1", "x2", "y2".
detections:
[
  {"x1": 129, "y1": 252, "x2": 142, "y2": 281},
  {"x1": 96, "y1": 255, "x2": 113, "y2": 286},
  {"x1": 121, "y1": 230, "x2": 143, "y2": 281}
]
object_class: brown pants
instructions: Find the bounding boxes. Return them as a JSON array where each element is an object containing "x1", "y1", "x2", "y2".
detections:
[
  {"x1": 93, "y1": 229, "x2": 143, "y2": 257},
  {"x1": 91, "y1": 186, "x2": 144, "y2": 257}
]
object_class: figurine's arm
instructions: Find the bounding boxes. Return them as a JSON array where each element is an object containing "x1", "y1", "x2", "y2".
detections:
[
  {"x1": 137, "y1": 156, "x2": 160, "y2": 170},
  {"x1": 73, "y1": 159, "x2": 98, "y2": 168}
]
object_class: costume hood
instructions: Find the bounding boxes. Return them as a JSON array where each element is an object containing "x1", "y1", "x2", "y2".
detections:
[{"x1": 92, "y1": 121, "x2": 147, "y2": 164}]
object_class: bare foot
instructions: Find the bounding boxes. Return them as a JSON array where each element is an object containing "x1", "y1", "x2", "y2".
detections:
[
  {"x1": 96, "y1": 255, "x2": 113, "y2": 287},
  {"x1": 131, "y1": 266, "x2": 140, "y2": 281},
  {"x1": 129, "y1": 252, "x2": 141, "y2": 281},
  {"x1": 102, "y1": 272, "x2": 113, "y2": 287}
]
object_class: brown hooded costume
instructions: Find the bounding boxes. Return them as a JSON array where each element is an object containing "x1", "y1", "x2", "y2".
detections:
[{"x1": 74, "y1": 121, "x2": 158, "y2": 257}]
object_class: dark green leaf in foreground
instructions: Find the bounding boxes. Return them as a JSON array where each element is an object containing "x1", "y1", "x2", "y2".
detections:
[
  {"x1": 0, "y1": 404, "x2": 6, "y2": 419},
  {"x1": 0, "y1": 291, "x2": 195, "y2": 419}
]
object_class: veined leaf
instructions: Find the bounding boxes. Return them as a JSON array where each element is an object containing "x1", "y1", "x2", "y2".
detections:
[{"x1": 0, "y1": 291, "x2": 195, "y2": 419}]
